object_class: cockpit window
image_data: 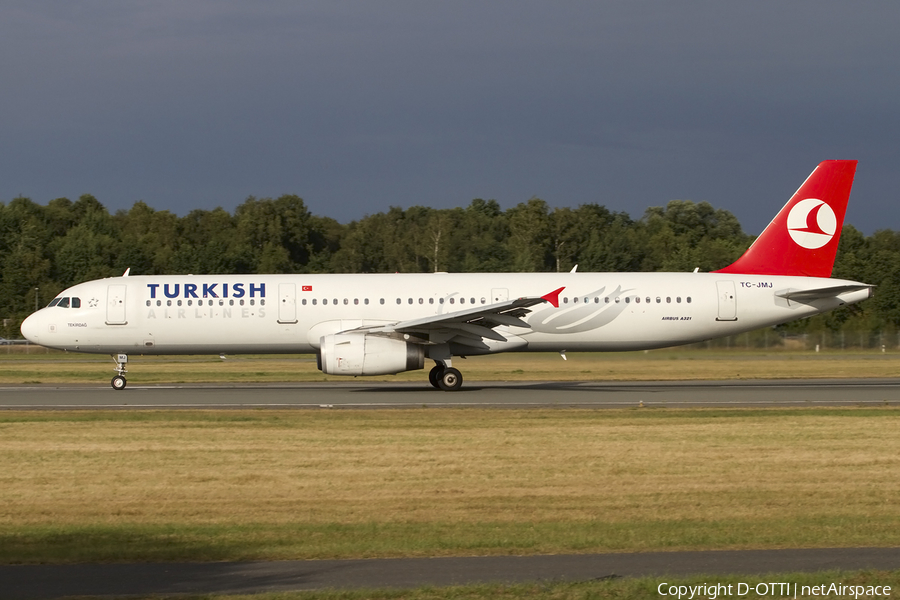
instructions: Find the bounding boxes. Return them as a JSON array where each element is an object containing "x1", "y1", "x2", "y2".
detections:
[
  {"x1": 57, "y1": 297, "x2": 70, "y2": 308},
  {"x1": 48, "y1": 298, "x2": 61, "y2": 308},
  {"x1": 71, "y1": 297, "x2": 81, "y2": 308}
]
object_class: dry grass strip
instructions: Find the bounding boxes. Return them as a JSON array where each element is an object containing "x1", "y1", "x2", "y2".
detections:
[
  {"x1": 1, "y1": 408, "x2": 899, "y2": 563},
  {"x1": 3, "y1": 350, "x2": 900, "y2": 383}
]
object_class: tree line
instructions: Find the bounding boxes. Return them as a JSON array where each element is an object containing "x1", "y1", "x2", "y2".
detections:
[{"x1": 1, "y1": 193, "x2": 898, "y2": 341}]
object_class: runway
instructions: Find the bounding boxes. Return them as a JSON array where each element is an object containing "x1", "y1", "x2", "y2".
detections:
[
  {"x1": 3, "y1": 548, "x2": 900, "y2": 599},
  {"x1": 1, "y1": 378, "x2": 899, "y2": 409}
]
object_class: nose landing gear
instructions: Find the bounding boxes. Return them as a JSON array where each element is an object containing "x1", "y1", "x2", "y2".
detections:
[{"x1": 111, "y1": 353, "x2": 128, "y2": 390}]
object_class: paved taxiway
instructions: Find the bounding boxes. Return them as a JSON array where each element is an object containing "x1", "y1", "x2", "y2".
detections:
[
  {"x1": 4, "y1": 548, "x2": 900, "y2": 599},
  {"x1": 1, "y1": 378, "x2": 899, "y2": 409}
]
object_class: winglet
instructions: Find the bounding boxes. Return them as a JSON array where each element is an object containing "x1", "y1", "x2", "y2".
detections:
[{"x1": 541, "y1": 286, "x2": 565, "y2": 308}]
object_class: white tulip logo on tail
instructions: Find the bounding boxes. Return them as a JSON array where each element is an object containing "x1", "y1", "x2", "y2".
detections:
[{"x1": 787, "y1": 198, "x2": 836, "y2": 250}]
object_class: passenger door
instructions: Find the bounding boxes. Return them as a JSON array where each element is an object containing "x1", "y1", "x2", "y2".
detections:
[
  {"x1": 715, "y1": 281, "x2": 737, "y2": 321},
  {"x1": 106, "y1": 285, "x2": 127, "y2": 325}
]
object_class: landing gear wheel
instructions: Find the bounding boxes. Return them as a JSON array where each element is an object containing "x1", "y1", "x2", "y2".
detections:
[
  {"x1": 438, "y1": 367, "x2": 463, "y2": 392},
  {"x1": 111, "y1": 354, "x2": 128, "y2": 390},
  {"x1": 428, "y1": 365, "x2": 444, "y2": 389}
]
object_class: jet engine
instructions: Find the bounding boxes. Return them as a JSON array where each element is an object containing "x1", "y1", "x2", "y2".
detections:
[{"x1": 318, "y1": 332, "x2": 424, "y2": 376}]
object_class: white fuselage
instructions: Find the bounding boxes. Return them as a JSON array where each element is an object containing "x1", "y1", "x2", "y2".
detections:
[{"x1": 21, "y1": 272, "x2": 871, "y2": 357}]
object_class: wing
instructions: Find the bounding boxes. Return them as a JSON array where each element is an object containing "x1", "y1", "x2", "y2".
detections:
[{"x1": 346, "y1": 287, "x2": 564, "y2": 348}]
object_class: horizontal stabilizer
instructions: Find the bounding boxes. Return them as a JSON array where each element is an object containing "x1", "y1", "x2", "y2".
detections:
[{"x1": 776, "y1": 284, "x2": 873, "y2": 303}]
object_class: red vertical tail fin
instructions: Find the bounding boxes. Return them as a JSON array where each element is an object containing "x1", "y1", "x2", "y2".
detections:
[{"x1": 713, "y1": 160, "x2": 857, "y2": 277}]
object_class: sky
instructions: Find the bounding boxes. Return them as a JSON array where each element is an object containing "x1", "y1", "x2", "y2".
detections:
[{"x1": 2, "y1": 1, "x2": 899, "y2": 235}]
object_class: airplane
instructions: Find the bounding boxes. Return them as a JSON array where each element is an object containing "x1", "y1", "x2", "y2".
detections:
[{"x1": 20, "y1": 160, "x2": 872, "y2": 391}]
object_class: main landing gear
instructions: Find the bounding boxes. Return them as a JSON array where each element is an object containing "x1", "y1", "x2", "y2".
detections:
[
  {"x1": 111, "y1": 353, "x2": 128, "y2": 390},
  {"x1": 428, "y1": 361, "x2": 463, "y2": 392}
]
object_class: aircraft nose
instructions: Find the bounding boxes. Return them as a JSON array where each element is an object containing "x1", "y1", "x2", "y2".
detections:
[{"x1": 20, "y1": 312, "x2": 41, "y2": 343}]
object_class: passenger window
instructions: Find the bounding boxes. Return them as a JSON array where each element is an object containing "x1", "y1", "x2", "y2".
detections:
[
  {"x1": 250, "y1": 299, "x2": 255, "y2": 306},
  {"x1": 72, "y1": 298, "x2": 81, "y2": 308},
  {"x1": 645, "y1": 297, "x2": 650, "y2": 304},
  {"x1": 353, "y1": 299, "x2": 358, "y2": 305},
  {"x1": 323, "y1": 299, "x2": 328, "y2": 305},
  {"x1": 260, "y1": 299, "x2": 265, "y2": 306},
  {"x1": 687, "y1": 297, "x2": 692, "y2": 303},
  {"x1": 380, "y1": 298, "x2": 384, "y2": 305},
  {"x1": 666, "y1": 297, "x2": 671, "y2": 303},
  {"x1": 594, "y1": 297, "x2": 599, "y2": 303},
  {"x1": 302, "y1": 299, "x2": 307, "y2": 305},
  {"x1": 177, "y1": 300, "x2": 183, "y2": 306},
  {"x1": 470, "y1": 298, "x2": 475, "y2": 304},
  {"x1": 677, "y1": 297, "x2": 682, "y2": 303},
  {"x1": 450, "y1": 298, "x2": 455, "y2": 304},
  {"x1": 563, "y1": 297, "x2": 568, "y2": 304},
  {"x1": 408, "y1": 298, "x2": 413, "y2": 304},
  {"x1": 460, "y1": 298, "x2": 466, "y2": 304},
  {"x1": 625, "y1": 297, "x2": 631, "y2": 303},
  {"x1": 439, "y1": 298, "x2": 444, "y2": 304},
  {"x1": 364, "y1": 299, "x2": 369, "y2": 305},
  {"x1": 573, "y1": 297, "x2": 578, "y2": 304},
  {"x1": 418, "y1": 298, "x2": 423, "y2": 304},
  {"x1": 146, "y1": 300, "x2": 151, "y2": 307},
  {"x1": 218, "y1": 300, "x2": 223, "y2": 306},
  {"x1": 240, "y1": 299, "x2": 245, "y2": 306},
  {"x1": 429, "y1": 298, "x2": 434, "y2": 304},
  {"x1": 605, "y1": 297, "x2": 610, "y2": 303},
  {"x1": 635, "y1": 297, "x2": 640, "y2": 303},
  {"x1": 656, "y1": 297, "x2": 661, "y2": 303},
  {"x1": 158, "y1": 300, "x2": 162, "y2": 307},
  {"x1": 344, "y1": 299, "x2": 349, "y2": 305},
  {"x1": 615, "y1": 297, "x2": 620, "y2": 303},
  {"x1": 58, "y1": 298, "x2": 70, "y2": 308},
  {"x1": 333, "y1": 299, "x2": 337, "y2": 305},
  {"x1": 169, "y1": 300, "x2": 173, "y2": 307},
  {"x1": 396, "y1": 298, "x2": 401, "y2": 304},
  {"x1": 227, "y1": 299, "x2": 232, "y2": 306},
  {"x1": 188, "y1": 300, "x2": 193, "y2": 306},
  {"x1": 481, "y1": 297, "x2": 486, "y2": 304}
]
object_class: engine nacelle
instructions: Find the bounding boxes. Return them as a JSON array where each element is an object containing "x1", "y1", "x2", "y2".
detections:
[{"x1": 318, "y1": 332, "x2": 425, "y2": 376}]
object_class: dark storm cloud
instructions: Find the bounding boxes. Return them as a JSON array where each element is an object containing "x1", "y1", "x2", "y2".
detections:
[{"x1": 2, "y1": 1, "x2": 898, "y2": 234}]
